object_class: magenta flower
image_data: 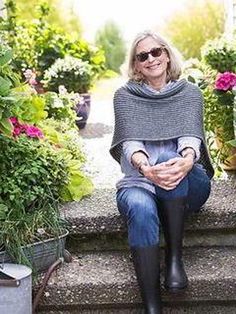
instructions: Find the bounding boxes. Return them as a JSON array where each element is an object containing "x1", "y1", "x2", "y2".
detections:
[
  {"x1": 215, "y1": 72, "x2": 236, "y2": 91},
  {"x1": 10, "y1": 117, "x2": 18, "y2": 125},
  {"x1": 13, "y1": 127, "x2": 22, "y2": 136},
  {"x1": 24, "y1": 125, "x2": 44, "y2": 138},
  {"x1": 10, "y1": 117, "x2": 44, "y2": 139}
]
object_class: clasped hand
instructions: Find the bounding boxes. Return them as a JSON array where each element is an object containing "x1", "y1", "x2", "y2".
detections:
[{"x1": 143, "y1": 157, "x2": 193, "y2": 190}]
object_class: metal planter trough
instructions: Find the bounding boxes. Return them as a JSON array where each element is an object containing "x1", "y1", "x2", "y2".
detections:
[{"x1": 0, "y1": 230, "x2": 69, "y2": 272}]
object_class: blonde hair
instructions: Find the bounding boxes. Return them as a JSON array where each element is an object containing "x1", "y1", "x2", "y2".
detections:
[{"x1": 127, "y1": 30, "x2": 182, "y2": 82}]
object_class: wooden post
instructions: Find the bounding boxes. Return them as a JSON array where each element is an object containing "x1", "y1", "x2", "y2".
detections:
[{"x1": 224, "y1": 0, "x2": 236, "y2": 39}]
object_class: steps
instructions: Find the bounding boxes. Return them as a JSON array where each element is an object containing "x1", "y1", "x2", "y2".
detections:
[{"x1": 36, "y1": 179, "x2": 236, "y2": 313}]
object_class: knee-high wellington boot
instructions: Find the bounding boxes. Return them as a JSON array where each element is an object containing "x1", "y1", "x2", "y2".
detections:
[
  {"x1": 131, "y1": 245, "x2": 162, "y2": 314},
  {"x1": 159, "y1": 198, "x2": 188, "y2": 292}
]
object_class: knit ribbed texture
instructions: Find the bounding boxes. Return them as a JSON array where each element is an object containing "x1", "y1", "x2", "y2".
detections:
[{"x1": 110, "y1": 79, "x2": 214, "y2": 178}]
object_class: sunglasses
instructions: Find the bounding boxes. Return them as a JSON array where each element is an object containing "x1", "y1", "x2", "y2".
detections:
[{"x1": 136, "y1": 47, "x2": 164, "y2": 63}]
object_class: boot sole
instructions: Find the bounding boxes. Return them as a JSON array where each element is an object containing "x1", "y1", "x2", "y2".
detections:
[{"x1": 164, "y1": 284, "x2": 188, "y2": 293}]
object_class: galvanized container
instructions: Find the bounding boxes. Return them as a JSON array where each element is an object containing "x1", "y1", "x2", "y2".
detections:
[
  {"x1": 0, "y1": 263, "x2": 32, "y2": 314},
  {"x1": 0, "y1": 229, "x2": 69, "y2": 272}
]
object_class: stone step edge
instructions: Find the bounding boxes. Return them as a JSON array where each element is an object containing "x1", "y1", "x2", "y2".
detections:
[
  {"x1": 66, "y1": 228, "x2": 236, "y2": 252},
  {"x1": 62, "y1": 179, "x2": 236, "y2": 234},
  {"x1": 36, "y1": 247, "x2": 236, "y2": 310},
  {"x1": 37, "y1": 301, "x2": 236, "y2": 314}
]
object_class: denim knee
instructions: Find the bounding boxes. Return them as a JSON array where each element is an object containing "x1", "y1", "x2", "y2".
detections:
[
  {"x1": 156, "y1": 151, "x2": 180, "y2": 164},
  {"x1": 128, "y1": 199, "x2": 160, "y2": 247},
  {"x1": 154, "y1": 151, "x2": 188, "y2": 199},
  {"x1": 116, "y1": 188, "x2": 160, "y2": 248}
]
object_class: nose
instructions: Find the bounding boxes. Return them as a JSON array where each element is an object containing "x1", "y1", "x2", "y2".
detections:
[{"x1": 147, "y1": 53, "x2": 155, "y2": 62}]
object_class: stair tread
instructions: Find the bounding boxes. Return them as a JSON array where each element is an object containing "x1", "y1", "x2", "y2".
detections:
[
  {"x1": 37, "y1": 247, "x2": 236, "y2": 308},
  {"x1": 62, "y1": 180, "x2": 236, "y2": 234}
]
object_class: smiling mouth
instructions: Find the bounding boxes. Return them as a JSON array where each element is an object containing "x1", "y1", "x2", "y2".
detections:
[{"x1": 147, "y1": 63, "x2": 161, "y2": 69}]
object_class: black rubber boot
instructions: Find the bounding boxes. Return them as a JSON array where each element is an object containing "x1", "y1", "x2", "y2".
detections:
[
  {"x1": 159, "y1": 198, "x2": 188, "y2": 293},
  {"x1": 131, "y1": 245, "x2": 162, "y2": 314}
]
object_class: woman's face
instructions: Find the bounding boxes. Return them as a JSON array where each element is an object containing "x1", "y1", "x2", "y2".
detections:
[{"x1": 135, "y1": 36, "x2": 170, "y2": 83}]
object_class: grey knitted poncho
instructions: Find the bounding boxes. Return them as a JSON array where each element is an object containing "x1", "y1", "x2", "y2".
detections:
[{"x1": 110, "y1": 79, "x2": 214, "y2": 178}]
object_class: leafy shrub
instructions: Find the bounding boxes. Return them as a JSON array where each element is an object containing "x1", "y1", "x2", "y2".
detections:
[
  {"x1": 43, "y1": 89, "x2": 78, "y2": 126},
  {"x1": 0, "y1": 2, "x2": 106, "y2": 81},
  {"x1": 43, "y1": 56, "x2": 94, "y2": 93},
  {"x1": 39, "y1": 118, "x2": 93, "y2": 201},
  {"x1": 0, "y1": 42, "x2": 20, "y2": 135},
  {"x1": 0, "y1": 134, "x2": 68, "y2": 264},
  {"x1": 201, "y1": 36, "x2": 236, "y2": 73}
]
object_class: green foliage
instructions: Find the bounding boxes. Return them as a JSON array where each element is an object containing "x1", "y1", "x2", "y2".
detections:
[
  {"x1": 0, "y1": 135, "x2": 68, "y2": 213},
  {"x1": 0, "y1": 1, "x2": 106, "y2": 81},
  {"x1": 43, "y1": 90, "x2": 77, "y2": 126},
  {"x1": 12, "y1": 0, "x2": 82, "y2": 38},
  {"x1": 43, "y1": 56, "x2": 94, "y2": 93},
  {"x1": 39, "y1": 119, "x2": 94, "y2": 201},
  {"x1": 163, "y1": 0, "x2": 224, "y2": 59},
  {"x1": 0, "y1": 42, "x2": 21, "y2": 135},
  {"x1": 65, "y1": 38, "x2": 106, "y2": 80},
  {"x1": 199, "y1": 53, "x2": 235, "y2": 170},
  {"x1": 0, "y1": 134, "x2": 68, "y2": 265},
  {"x1": 201, "y1": 36, "x2": 236, "y2": 72},
  {"x1": 12, "y1": 85, "x2": 48, "y2": 124},
  {"x1": 95, "y1": 20, "x2": 126, "y2": 73}
]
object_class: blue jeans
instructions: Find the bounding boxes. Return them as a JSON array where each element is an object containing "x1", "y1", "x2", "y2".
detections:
[{"x1": 116, "y1": 152, "x2": 211, "y2": 248}]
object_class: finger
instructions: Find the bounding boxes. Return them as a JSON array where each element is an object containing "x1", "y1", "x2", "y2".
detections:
[{"x1": 164, "y1": 157, "x2": 182, "y2": 165}]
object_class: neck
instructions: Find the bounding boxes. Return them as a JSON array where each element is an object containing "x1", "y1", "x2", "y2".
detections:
[{"x1": 147, "y1": 75, "x2": 168, "y2": 91}]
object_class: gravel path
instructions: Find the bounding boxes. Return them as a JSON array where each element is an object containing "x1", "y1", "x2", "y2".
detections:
[{"x1": 79, "y1": 78, "x2": 124, "y2": 188}]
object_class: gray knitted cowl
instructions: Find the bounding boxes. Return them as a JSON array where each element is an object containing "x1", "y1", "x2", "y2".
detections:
[{"x1": 110, "y1": 78, "x2": 214, "y2": 178}]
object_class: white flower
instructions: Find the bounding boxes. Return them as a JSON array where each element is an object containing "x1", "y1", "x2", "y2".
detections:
[{"x1": 58, "y1": 85, "x2": 68, "y2": 95}]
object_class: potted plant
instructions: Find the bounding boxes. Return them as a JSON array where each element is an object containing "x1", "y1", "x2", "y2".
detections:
[
  {"x1": 199, "y1": 36, "x2": 236, "y2": 171},
  {"x1": 0, "y1": 42, "x2": 92, "y2": 273},
  {"x1": 43, "y1": 56, "x2": 94, "y2": 129},
  {"x1": 0, "y1": 130, "x2": 69, "y2": 271}
]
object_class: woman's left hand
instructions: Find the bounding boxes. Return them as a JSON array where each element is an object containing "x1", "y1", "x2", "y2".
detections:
[
  {"x1": 157, "y1": 155, "x2": 194, "y2": 185},
  {"x1": 148, "y1": 155, "x2": 194, "y2": 190}
]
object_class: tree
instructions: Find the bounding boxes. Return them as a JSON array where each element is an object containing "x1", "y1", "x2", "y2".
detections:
[
  {"x1": 162, "y1": 0, "x2": 225, "y2": 59},
  {"x1": 9, "y1": 0, "x2": 82, "y2": 37},
  {"x1": 95, "y1": 20, "x2": 126, "y2": 73}
]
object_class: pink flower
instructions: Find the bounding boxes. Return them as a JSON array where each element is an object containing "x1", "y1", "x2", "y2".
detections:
[
  {"x1": 13, "y1": 126, "x2": 22, "y2": 136},
  {"x1": 24, "y1": 125, "x2": 44, "y2": 138},
  {"x1": 215, "y1": 72, "x2": 236, "y2": 91},
  {"x1": 10, "y1": 117, "x2": 19, "y2": 125},
  {"x1": 23, "y1": 69, "x2": 38, "y2": 86}
]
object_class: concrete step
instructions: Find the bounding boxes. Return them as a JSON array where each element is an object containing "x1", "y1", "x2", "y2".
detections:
[
  {"x1": 37, "y1": 307, "x2": 236, "y2": 314},
  {"x1": 62, "y1": 180, "x2": 236, "y2": 250},
  {"x1": 36, "y1": 247, "x2": 236, "y2": 313}
]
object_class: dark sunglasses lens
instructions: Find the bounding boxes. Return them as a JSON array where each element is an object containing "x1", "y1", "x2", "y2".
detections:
[
  {"x1": 137, "y1": 52, "x2": 149, "y2": 62},
  {"x1": 136, "y1": 47, "x2": 163, "y2": 62},
  {"x1": 150, "y1": 48, "x2": 163, "y2": 57}
]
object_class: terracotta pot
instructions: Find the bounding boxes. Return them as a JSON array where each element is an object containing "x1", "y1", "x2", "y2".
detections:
[
  {"x1": 75, "y1": 93, "x2": 91, "y2": 129},
  {"x1": 215, "y1": 131, "x2": 236, "y2": 170}
]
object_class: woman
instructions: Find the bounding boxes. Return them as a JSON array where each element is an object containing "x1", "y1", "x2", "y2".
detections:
[{"x1": 110, "y1": 31, "x2": 214, "y2": 314}]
